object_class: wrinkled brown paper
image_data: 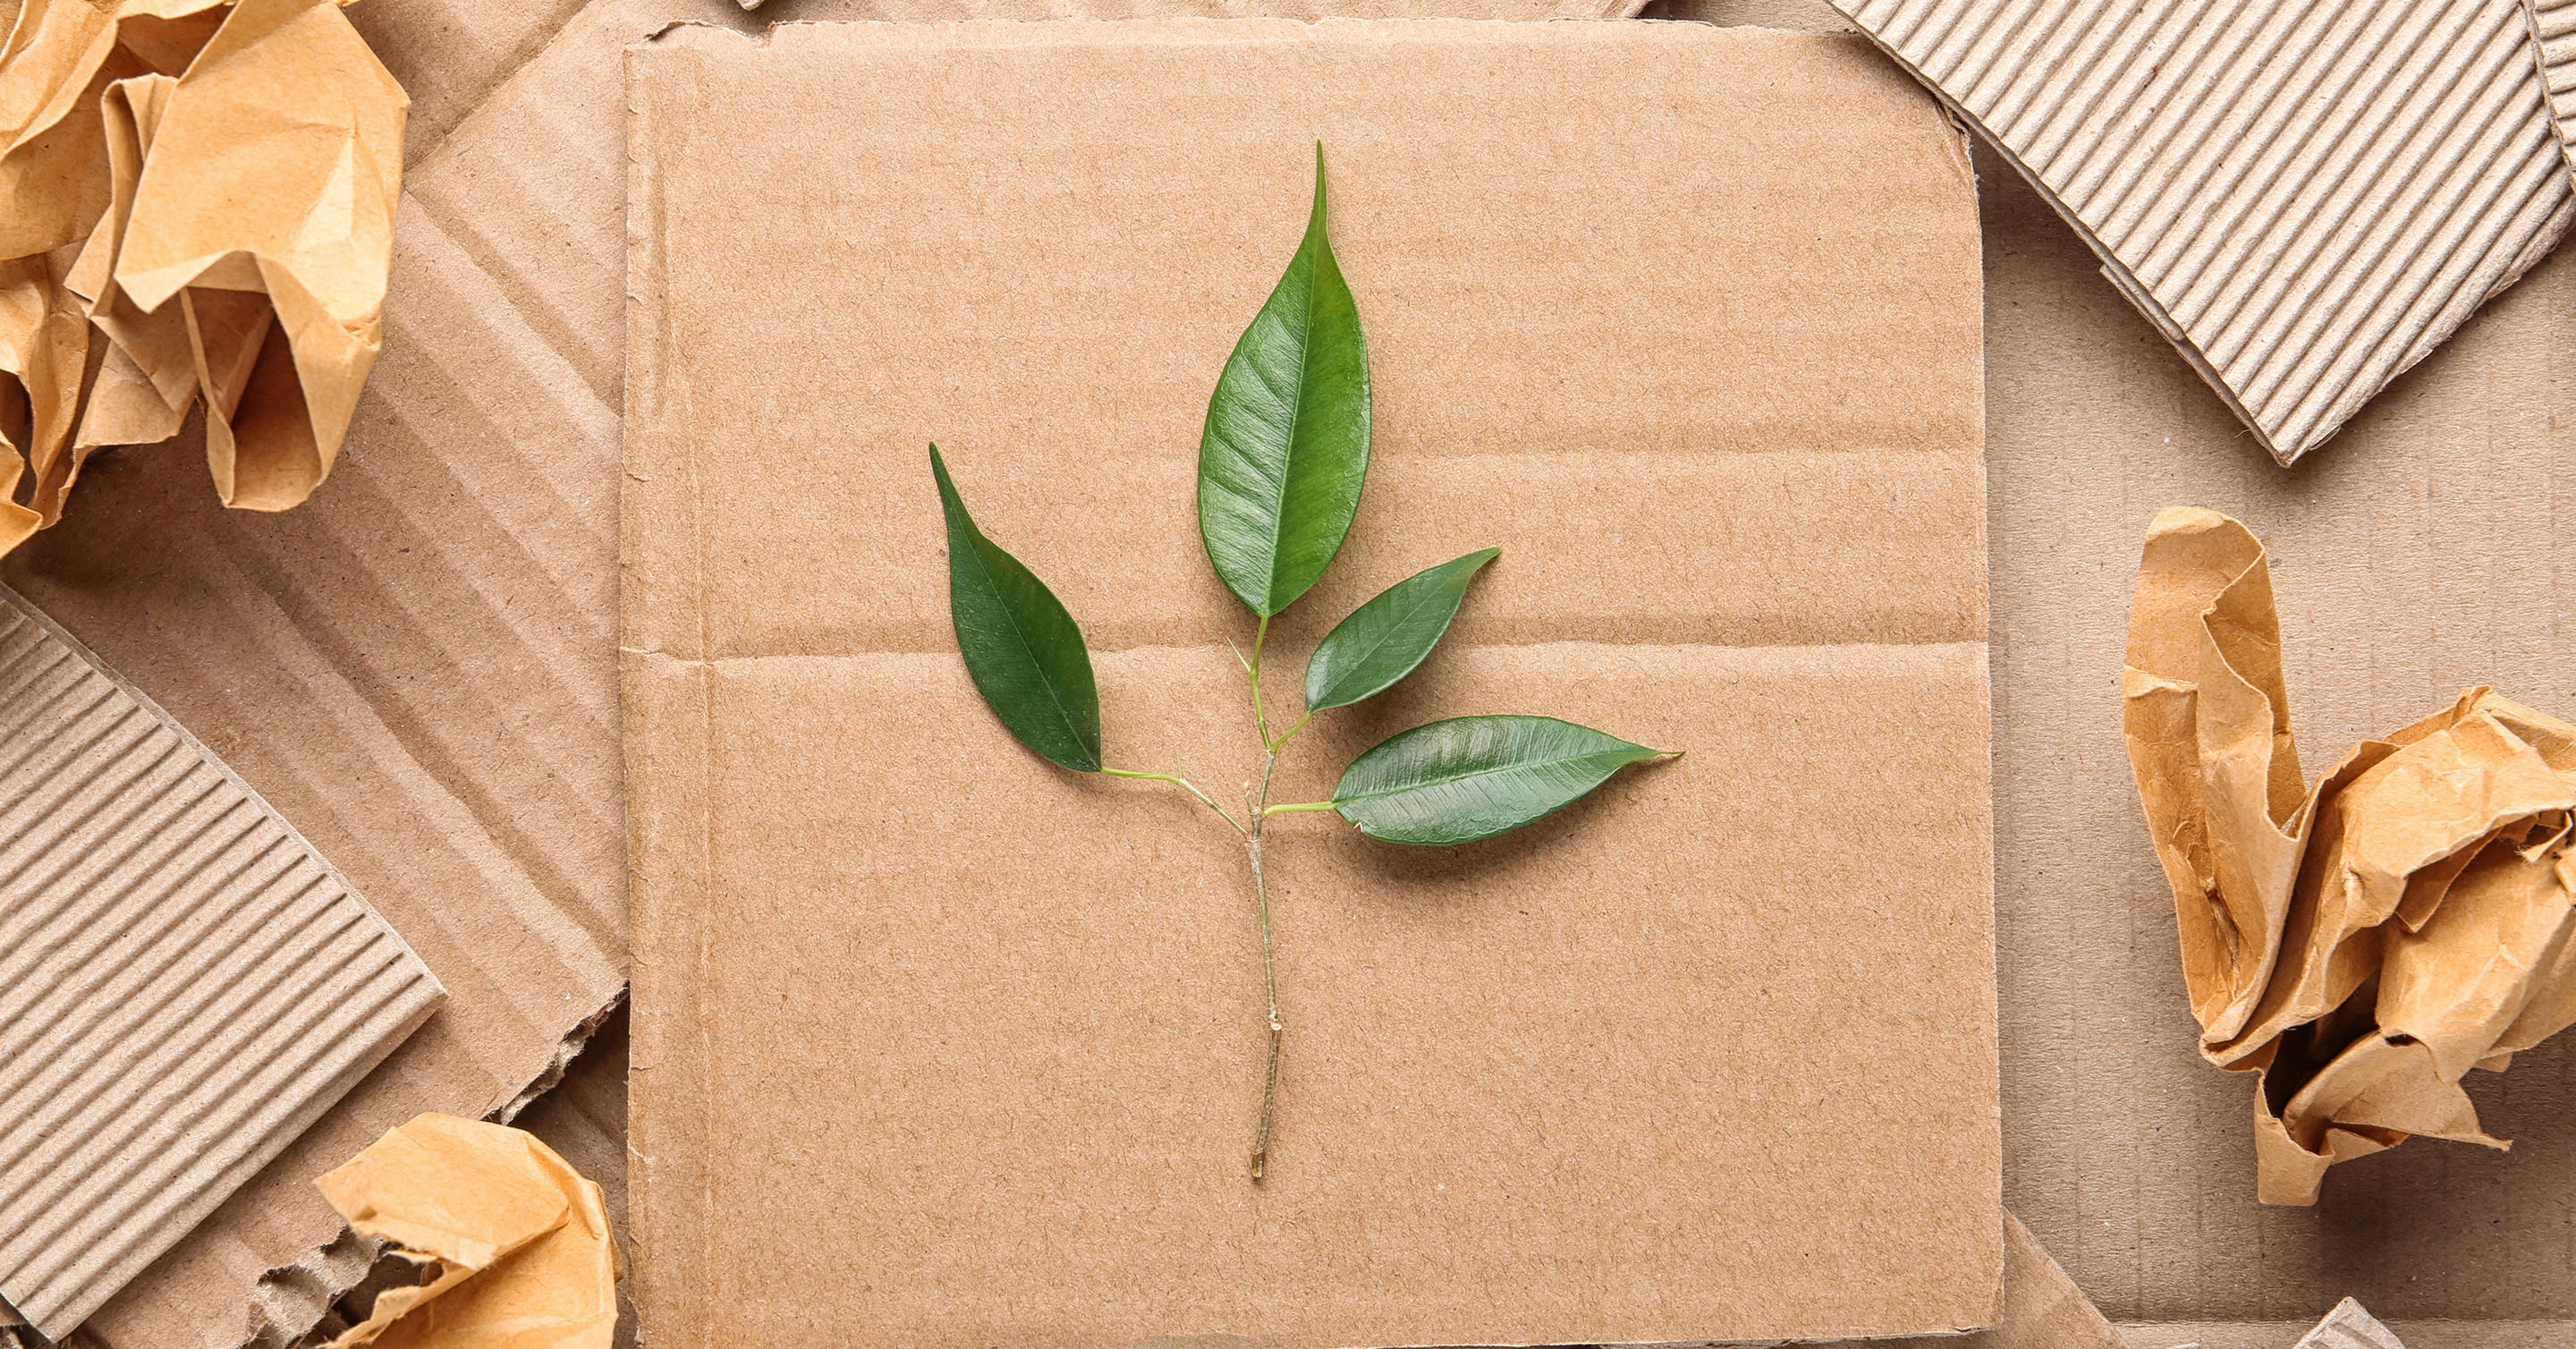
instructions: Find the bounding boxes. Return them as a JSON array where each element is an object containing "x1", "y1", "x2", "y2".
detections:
[
  {"x1": 314, "y1": 1114, "x2": 620, "y2": 1349},
  {"x1": 0, "y1": 0, "x2": 402, "y2": 554},
  {"x1": 2124, "y1": 506, "x2": 2576, "y2": 1203}
]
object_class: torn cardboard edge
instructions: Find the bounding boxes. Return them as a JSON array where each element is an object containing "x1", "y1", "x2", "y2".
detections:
[
  {"x1": 0, "y1": 585, "x2": 445, "y2": 1340},
  {"x1": 1827, "y1": 0, "x2": 2574, "y2": 466}
]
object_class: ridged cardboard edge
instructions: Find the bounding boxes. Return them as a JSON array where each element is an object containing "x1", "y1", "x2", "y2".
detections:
[{"x1": 1826, "y1": 0, "x2": 2573, "y2": 467}]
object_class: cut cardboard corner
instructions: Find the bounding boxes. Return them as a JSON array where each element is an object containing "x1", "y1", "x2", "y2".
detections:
[
  {"x1": 627, "y1": 16, "x2": 1992, "y2": 1346},
  {"x1": 2292, "y1": 1300, "x2": 2407, "y2": 1349},
  {"x1": 0, "y1": 585, "x2": 445, "y2": 1341},
  {"x1": 1828, "y1": 0, "x2": 2572, "y2": 465}
]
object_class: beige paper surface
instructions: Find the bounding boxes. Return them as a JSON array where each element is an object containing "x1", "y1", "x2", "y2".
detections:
[
  {"x1": 0, "y1": 0, "x2": 404, "y2": 543},
  {"x1": 314, "y1": 1115, "x2": 618, "y2": 1349},
  {"x1": 627, "y1": 19, "x2": 1996, "y2": 1345}
]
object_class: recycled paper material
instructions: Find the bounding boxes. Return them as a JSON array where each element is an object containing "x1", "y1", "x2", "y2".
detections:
[
  {"x1": 1826, "y1": 0, "x2": 2573, "y2": 466},
  {"x1": 2292, "y1": 1300, "x2": 2407, "y2": 1349},
  {"x1": 0, "y1": 586, "x2": 444, "y2": 1340},
  {"x1": 1957, "y1": 116, "x2": 2576, "y2": 1342},
  {"x1": 0, "y1": 0, "x2": 407, "y2": 536},
  {"x1": 2526, "y1": 2, "x2": 2576, "y2": 180},
  {"x1": 626, "y1": 19, "x2": 1996, "y2": 1345},
  {"x1": 4, "y1": 0, "x2": 1645, "y2": 1345},
  {"x1": 314, "y1": 1115, "x2": 618, "y2": 1349},
  {"x1": 2123, "y1": 507, "x2": 2576, "y2": 1204}
]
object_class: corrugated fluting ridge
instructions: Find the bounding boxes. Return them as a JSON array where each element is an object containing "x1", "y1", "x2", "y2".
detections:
[
  {"x1": 2528, "y1": 0, "x2": 2576, "y2": 171},
  {"x1": 0, "y1": 591, "x2": 444, "y2": 1341},
  {"x1": 1834, "y1": 0, "x2": 2575, "y2": 465}
]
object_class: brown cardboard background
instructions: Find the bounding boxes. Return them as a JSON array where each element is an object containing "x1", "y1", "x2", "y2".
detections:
[{"x1": 623, "y1": 19, "x2": 1997, "y2": 1345}]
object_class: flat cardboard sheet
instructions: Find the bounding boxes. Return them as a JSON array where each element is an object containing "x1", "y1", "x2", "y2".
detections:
[
  {"x1": 1827, "y1": 0, "x2": 2574, "y2": 467},
  {"x1": 1, "y1": 1, "x2": 1646, "y2": 1344},
  {"x1": 625, "y1": 18, "x2": 1996, "y2": 1345},
  {"x1": 0, "y1": 588, "x2": 443, "y2": 1340}
]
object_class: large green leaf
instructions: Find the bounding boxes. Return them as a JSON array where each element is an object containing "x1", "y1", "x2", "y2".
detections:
[
  {"x1": 1332, "y1": 716, "x2": 1666, "y2": 845},
  {"x1": 1197, "y1": 146, "x2": 1370, "y2": 617},
  {"x1": 931, "y1": 445, "x2": 1102, "y2": 773},
  {"x1": 1302, "y1": 547, "x2": 1498, "y2": 712}
]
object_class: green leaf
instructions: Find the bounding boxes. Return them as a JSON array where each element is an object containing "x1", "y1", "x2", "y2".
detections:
[
  {"x1": 1198, "y1": 144, "x2": 1370, "y2": 617},
  {"x1": 1332, "y1": 716, "x2": 1667, "y2": 845},
  {"x1": 1301, "y1": 547, "x2": 1499, "y2": 711},
  {"x1": 930, "y1": 445, "x2": 1102, "y2": 773}
]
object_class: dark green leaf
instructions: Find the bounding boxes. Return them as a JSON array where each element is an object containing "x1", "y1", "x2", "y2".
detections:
[
  {"x1": 1198, "y1": 145, "x2": 1370, "y2": 617},
  {"x1": 1332, "y1": 716, "x2": 1667, "y2": 844},
  {"x1": 1302, "y1": 548, "x2": 1498, "y2": 711},
  {"x1": 931, "y1": 445, "x2": 1102, "y2": 772}
]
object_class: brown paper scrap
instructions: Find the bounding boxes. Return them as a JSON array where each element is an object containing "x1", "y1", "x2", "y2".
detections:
[
  {"x1": 2125, "y1": 506, "x2": 2576, "y2": 1203},
  {"x1": 316, "y1": 1114, "x2": 620, "y2": 1349},
  {"x1": 0, "y1": 0, "x2": 403, "y2": 541}
]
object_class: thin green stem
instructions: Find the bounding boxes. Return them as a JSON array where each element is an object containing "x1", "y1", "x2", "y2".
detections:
[
  {"x1": 1262, "y1": 801, "x2": 1336, "y2": 816},
  {"x1": 1246, "y1": 614, "x2": 1274, "y2": 749},
  {"x1": 1101, "y1": 767, "x2": 1246, "y2": 834},
  {"x1": 1245, "y1": 736, "x2": 1284, "y2": 1181},
  {"x1": 1267, "y1": 708, "x2": 1314, "y2": 754}
]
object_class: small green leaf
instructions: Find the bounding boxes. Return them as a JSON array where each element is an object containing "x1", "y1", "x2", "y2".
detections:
[
  {"x1": 1302, "y1": 548, "x2": 1499, "y2": 711},
  {"x1": 930, "y1": 445, "x2": 1102, "y2": 773},
  {"x1": 1332, "y1": 716, "x2": 1668, "y2": 845},
  {"x1": 1198, "y1": 144, "x2": 1370, "y2": 617}
]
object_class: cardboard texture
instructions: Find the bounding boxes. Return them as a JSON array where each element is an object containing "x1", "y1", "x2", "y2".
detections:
[
  {"x1": 625, "y1": 19, "x2": 1996, "y2": 1345},
  {"x1": 0, "y1": 586, "x2": 444, "y2": 1341},
  {"x1": 2526, "y1": 1, "x2": 2576, "y2": 178},
  {"x1": 2293, "y1": 1300, "x2": 2410, "y2": 1349},
  {"x1": 1968, "y1": 123, "x2": 2576, "y2": 1349},
  {"x1": 0, "y1": 0, "x2": 408, "y2": 545},
  {"x1": 2122, "y1": 509, "x2": 2576, "y2": 1205},
  {"x1": 0, "y1": 0, "x2": 1651, "y2": 1345},
  {"x1": 312, "y1": 1115, "x2": 619, "y2": 1349},
  {"x1": 1825, "y1": 0, "x2": 2575, "y2": 467}
]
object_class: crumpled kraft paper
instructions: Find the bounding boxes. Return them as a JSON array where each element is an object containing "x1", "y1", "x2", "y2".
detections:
[
  {"x1": 2123, "y1": 506, "x2": 2576, "y2": 1204},
  {"x1": 0, "y1": 0, "x2": 402, "y2": 536},
  {"x1": 315, "y1": 1114, "x2": 620, "y2": 1349}
]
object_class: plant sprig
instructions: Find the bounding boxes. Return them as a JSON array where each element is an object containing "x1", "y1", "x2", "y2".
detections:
[{"x1": 932, "y1": 146, "x2": 1676, "y2": 1182}]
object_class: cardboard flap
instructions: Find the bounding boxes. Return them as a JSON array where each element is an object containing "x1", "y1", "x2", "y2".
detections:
[{"x1": 626, "y1": 19, "x2": 1996, "y2": 1346}]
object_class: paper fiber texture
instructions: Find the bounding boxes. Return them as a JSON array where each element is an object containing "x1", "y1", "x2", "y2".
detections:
[
  {"x1": 0, "y1": 586, "x2": 444, "y2": 1340},
  {"x1": 625, "y1": 19, "x2": 1995, "y2": 1345},
  {"x1": 2122, "y1": 508, "x2": 2576, "y2": 1204},
  {"x1": 4, "y1": 1, "x2": 1643, "y2": 1345},
  {"x1": 0, "y1": 0, "x2": 407, "y2": 540},
  {"x1": 1967, "y1": 131, "x2": 2576, "y2": 1346},
  {"x1": 1826, "y1": 0, "x2": 2573, "y2": 466},
  {"x1": 314, "y1": 1115, "x2": 619, "y2": 1349},
  {"x1": 2526, "y1": 2, "x2": 2576, "y2": 178}
]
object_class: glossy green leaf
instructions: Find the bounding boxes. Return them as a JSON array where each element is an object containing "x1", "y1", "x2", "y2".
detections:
[
  {"x1": 1198, "y1": 145, "x2": 1370, "y2": 617},
  {"x1": 931, "y1": 445, "x2": 1102, "y2": 773},
  {"x1": 1332, "y1": 716, "x2": 1667, "y2": 845},
  {"x1": 1301, "y1": 548, "x2": 1498, "y2": 711}
]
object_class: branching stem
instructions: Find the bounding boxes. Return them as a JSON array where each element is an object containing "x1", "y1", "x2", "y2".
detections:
[{"x1": 1101, "y1": 767, "x2": 1245, "y2": 834}]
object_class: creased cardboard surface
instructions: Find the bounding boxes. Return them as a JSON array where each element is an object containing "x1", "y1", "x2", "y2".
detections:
[
  {"x1": 1827, "y1": 0, "x2": 2574, "y2": 467},
  {"x1": 625, "y1": 19, "x2": 1995, "y2": 1345},
  {"x1": 0, "y1": 0, "x2": 1648, "y2": 1345},
  {"x1": 0, "y1": 588, "x2": 444, "y2": 1341}
]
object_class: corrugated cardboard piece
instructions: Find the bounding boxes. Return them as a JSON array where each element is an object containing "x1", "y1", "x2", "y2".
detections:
[
  {"x1": 2525, "y1": 2, "x2": 2576, "y2": 178},
  {"x1": 0, "y1": 587, "x2": 443, "y2": 1341},
  {"x1": 1970, "y1": 128, "x2": 2576, "y2": 1348},
  {"x1": 1826, "y1": 0, "x2": 2574, "y2": 467},
  {"x1": 0, "y1": 0, "x2": 1644, "y2": 1345},
  {"x1": 627, "y1": 18, "x2": 1995, "y2": 1345}
]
